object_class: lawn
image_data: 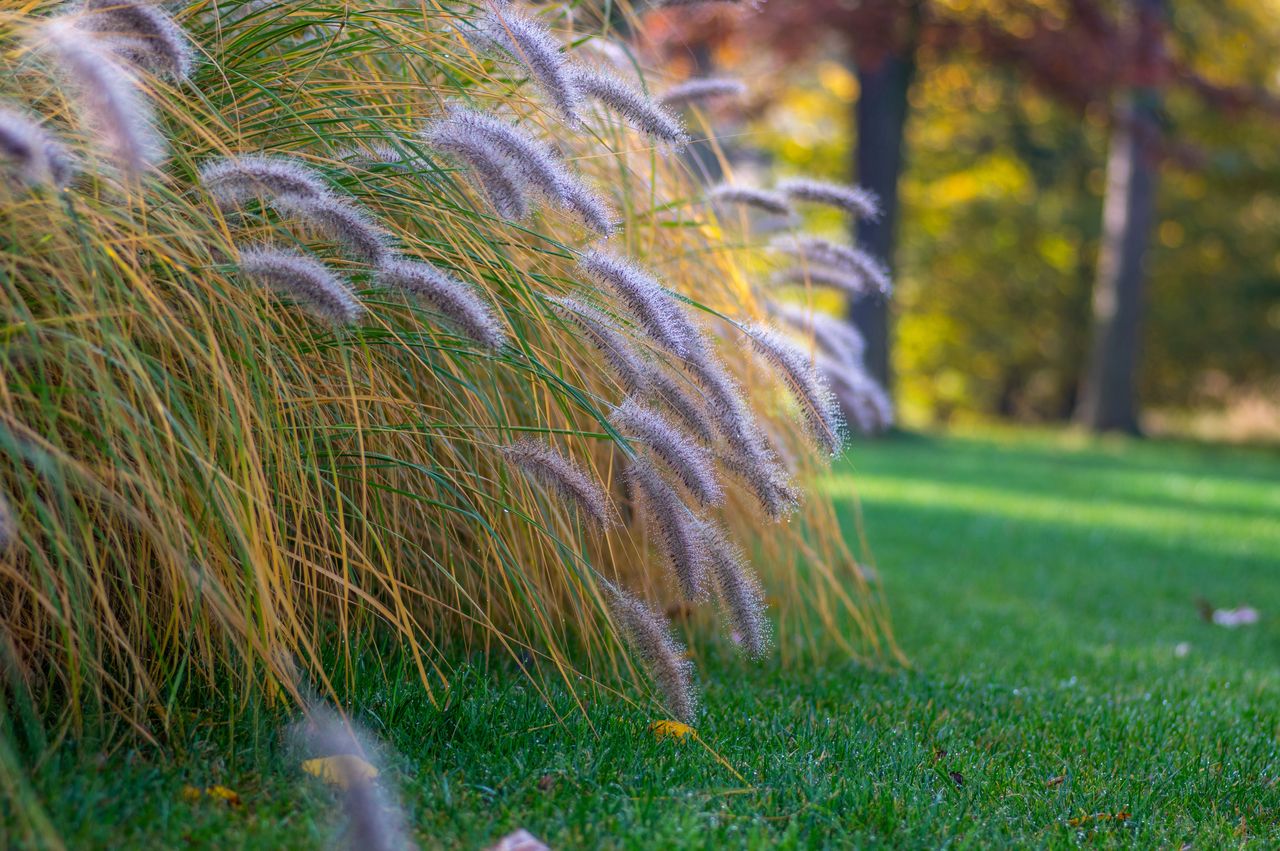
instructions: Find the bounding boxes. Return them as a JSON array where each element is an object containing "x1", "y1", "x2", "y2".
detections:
[{"x1": 8, "y1": 429, "x2": 1280, "y2": 848}]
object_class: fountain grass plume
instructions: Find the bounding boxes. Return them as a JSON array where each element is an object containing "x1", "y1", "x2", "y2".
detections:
[
  {"x1": 769, "y1": 301, "x2": 866, "y2": 366},
  {"x1": 770, "y1": 264, "x2": 881, "y2": 298},
  {"x1": 270, "y1": 194, "x2": 392, "y2": 265},
  {"x1": 34, "y1": 17, "x2": 162, "y2": 177},
  {"x1": 772, "y1": 236, "x2": 893, "y2": 296},
  {"x1": 707, "y1": 183, "x2": 792, "y2": 217},
  {"x1": 297, "y1": 707, "x2": 414, "y2": 851},
  {"x1": 0, "y1": 105, "x2": 74, "y2": 187},
  {"x1": 659, "y1": 77, "x2": 746, "y2": 108},
  {"x1": 80, "y1": 0, "x2": 195, "y2": 80},
  {"x1": 624, "y1": 459, "x2": 710, "y2": 600},
  {"x1": 563, "y1": 181, "x2": 619, "y2": 236},
  {"x1": 549, "y1": 297, "x2": 650, "y2": 393},
  {"x1": 438, "y1": 106, "x2": 570, "y2": 203},
  {"x1": 572, "y1": 66, "x2": 688, "y2": 147},
  {"x1": 644, "y1": 367, "x2": 716, "y2": 445},
  {"x1": 778, "y1": 178, "x2": 880, "y2": 220},
  {"x1": 601, "y1": 581, "x2": 697, "y2": 724},
  {"x1": 613, "y1": 398, "x2": 722, "y2": 507},
  {"x1": 200, "y1": 155, "x2": 332, "y2": 209},
  {"x1": 698, "y1": 519, "x2": 770, "y2": 658},
  {"x1": 420, "y1": 122, "x2": 529, "y2": 219},
  {"x1": 500, "y1": 439, "x2": 616, "y2": 530},
  {"x1": 577, "y1": 249, "x2": 697, "y2": 358},
  {"x1": 237, "y1": 246, "x2": 364, "y2": 325},
  {"x1": 745, "y1": 323, "x2": 845, "y2": 457},
  {"x1": 481, "y1": 6, "x2": 580, "y2": 122},
  {"x1": 375, "y1": 259, "x2": 507, "y2": 350},
  {"x1": 822, "y1": 358, "x2": 894, "y2": 436}
]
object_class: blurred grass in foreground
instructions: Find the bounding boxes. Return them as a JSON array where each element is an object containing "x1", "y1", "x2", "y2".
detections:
[{"x1": 8, "y1": 427, "x2": 1277, "y2": 848}]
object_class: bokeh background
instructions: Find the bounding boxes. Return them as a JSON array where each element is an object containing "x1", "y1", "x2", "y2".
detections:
[{"x1": 642, "y1": 0, "x2": 1279, "y2": 442}]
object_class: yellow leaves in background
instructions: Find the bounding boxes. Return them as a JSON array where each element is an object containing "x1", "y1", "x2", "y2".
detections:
[
  {"x1": 649, "y1": 720, "x2": 696, "y2": 741},
  {"x1": 301, "y1": 754, "x2": 379, "y2": 789},
  {"x1": 181, "y1": 785, "x2": 241, "y2": 806}
]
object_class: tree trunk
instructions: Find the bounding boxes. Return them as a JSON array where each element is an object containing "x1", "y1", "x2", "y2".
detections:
[
  {"x1": 851, "y1": 51, "x2": 915, "y2": 393},
  {"x1": 1075, "y1": 0, "x2": 1166, "y2": 434}
]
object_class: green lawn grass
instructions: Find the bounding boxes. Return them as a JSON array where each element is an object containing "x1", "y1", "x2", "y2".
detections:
[{"x1": 8, "y1": 429, "x2": 1280, "y2": 848}]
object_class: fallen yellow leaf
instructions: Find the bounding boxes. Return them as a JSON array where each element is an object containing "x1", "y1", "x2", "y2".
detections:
[
  {"x1": 181, "y1": 784, "x2": 241, "y2": 806},
  {"x1": 180, "y1": 785, "x2": 202, "y2": 803},
  {"x1": 649, "y1": 720, "x2": 696, "y2": 741},
  {"x1": 302, "y1": 754, "x2": 379, "y2": 790}
]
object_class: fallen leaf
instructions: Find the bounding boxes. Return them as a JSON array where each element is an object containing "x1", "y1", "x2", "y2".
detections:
[
  {"x1": 649, "y1": 720, "x2": 695, "y2": 741},
  {"x1": 932, "y1": 748, "x2": 947, "y2": 764},
  {"x1": 488, "y1": 828, "x2": 550, "y2": 851},
  {"x1": 536, "y1": 774, "x2": 555, "y2": 792},
  {"x1": 949, "y1": 771, "x2": 964, "y2": 787},
  {"x1": 302, "y1": 754, "x2": 379, "y2": 790},
  {"x1": 1046, "y1": 775, "x2": 1066, "y2": 788},
  {"x1": 181, "y1": 784, "x2": 241, "y2": 806}
]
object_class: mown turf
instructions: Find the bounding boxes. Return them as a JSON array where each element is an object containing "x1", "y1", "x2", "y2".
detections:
[{"x1": 8, "y1": 429, "x2": 1280, "y2": 848}]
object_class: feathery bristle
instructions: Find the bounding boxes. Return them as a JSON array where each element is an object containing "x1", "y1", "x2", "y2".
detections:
[
  {"x1": 481, "y1": 8, "x2": 580, "y2": 122},
  {"x1": 658, "y1": 77, "x2": 746, "y2": 108},
  {"x1": 298, "y1": 708, "x2": 413, "y2": 851},
  {"x1": 237, "y1": 246, "x2": 364, "y2": 325},
  {"x1": 200, "y1": 155, "x2": 332, "y2": 209},
  {"x1": 576, "y1": 249, "x2": 696, "y2": 358},
  {"x1": 707, "y1": 183, "x2": 792, "y2": 217},
  {"x1": 684, "y1": 342, "x2": 760, "y2": 447},
  {"x1": 34, "y1": 18, "x2": 162, "y2": 176},
  {"x1": 745, "y1": 323, "x2": 845, "y2": 456},
  {"x1": 717, "y1": 445, "x2": 801, "y2": 521},
  {"x1": 421, "y1": 123, "x2": 529, "y2": 219},
  {"x1": 81, "y1": 0, "x2": 195, "y2": 80},
  {"x1": 0, "y1": 105, "x2": 74, "y2": 187},
  {"x1": 270, "y1": 194, "x2": 392, "y2": 265},
  {"x1": 601, "y1": 581, "x2": 697, "y2": 723},
  {"x1": 698, "y1": 519, "x2": 770, "y2": 658},
  {"x1": 644, "y1": 367, "x2": 716, "y2": 445},
  {"x1": 769, "y1": 302, "x2": 866, "y2": 366},
  {"x1": 375, "y1": 259, "x2": 506, "y2": 350},
  {"x1": 777, "y1": 178, "x2": 881, "y2": 220},
  {"x1": 563, "y1": 181, "x2": 619, "y2": 236},
  {"x1": 613, "y1": 398, "x2": 722, "y2": 507},
  {"x1": 572, "y1": 67, "x2": 688, "y2": 147},
  {"x1": 549, "y1": 297, "x2": 650, "y2": 393},
  {"x1": 770, "y1": 264, "x2": 881, "y2": 298},
  {"x1": 500, "y1": 439, "x2": 615, "y2": 529},
  {"x1": 772, "y1": 236, "x2": 893, "y2": 296},
  {"x1": 625, "y1": 459, "x2": 709, "y2": 599},
  {"x1": 821, "y1": 358, "x2": 894, "y2": 435},
  {"x1": 438, "y1": 106, "x2": 570, "y2": 203}
]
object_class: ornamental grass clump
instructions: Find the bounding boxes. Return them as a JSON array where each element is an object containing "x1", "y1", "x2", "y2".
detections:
[{"x1": 0, "y1": 0, "x2": 896, "y2": 783}]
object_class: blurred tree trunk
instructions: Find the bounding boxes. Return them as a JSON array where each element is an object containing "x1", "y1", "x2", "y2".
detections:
[
  {"x1": 1075, "y1": 0, "x2": 1167, "y2": 434},
  {"x1": 851, "y1": 41, "x2": 917, "y2": 393}
]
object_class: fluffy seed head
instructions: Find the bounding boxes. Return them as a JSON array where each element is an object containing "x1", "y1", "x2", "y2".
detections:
[
  {"x1": 80, "y1": 0, "x2": 195, "y2": 80},
  {"x1": 269, "y1": 194, "x2": 391, "y2": 265},
  {"x1": 481, "y1": 8, "x2": 580, "y2": 122},
  {"x1": 707, "y1": 183, "x2": 792, "y2": 217},
  {"x1": 577, "y1": 250, "x2": 697, "y2": 358},
  {"x1": 659, "y1": 77, "x2": 746, "y2": 108},
  {"x1": 777, "y1": 178, "x2": 881, "y2": 220},
  {"x1": 34, "y1": 17, "x2": 162, "y2": 176},
  {"x1": 500, "y1": 439, "x2": 616, "y2": 529},
  {"x1": 563, "y1": 181, "x2": 619, "y2": 236},
  {"x1": 624, "y1": 459, "x2": 710, "y2": 600},
  {"x1": 699, "y1": 520, "x2": 770, "y2": 658},
  {"x1": 769, "y1": 302, "x2": 866, "y2": 366},
  {"x1": 772, "y1": 236, "x2": 893, "y2": 296},
  {"x1": 644, "y1": 367, "x2": 716, "y2": 445},
  {"x1": 200, "y1": 155, "x2": 331, "y2": 210},
  {"x1": 771, "y1": 264, "x2": 881, "y2": 299},
  {"x1": 238, "y1": 246, "x2": 364, "y2": 325},
  {"x1": 375, "y1": 260, "x2": 507, "y2": 350},
  {"x1": 745, "y1": 323, "x2": 845, "y2": 457},
  {"x1": 821, "y1": 358, "x2": 894, "y2": 436},
  {"x1": 296, "y1": 707, "x2": 412, "y2": 851},
  {"x1": 613, "y1": 398, "x2": 722, "y2": 506},
  {"x1": 438, "y1": 106, "x2": 570, "y2": 203},
  {"x1": 0, "y1": 105, "x2": 74, "y2": 187},
  {"x1": 601, "y1": 581, "x2": 697, "y2": 724},
  {"x1": 572, "y1": 67, "x2": 688, "y2": 147},
  {"x1": 421, "y1": 122, "x2": 529, "y2": 219},
  {"x1": 549, "y1": 297, "x2": 650, "y2": 393}
]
